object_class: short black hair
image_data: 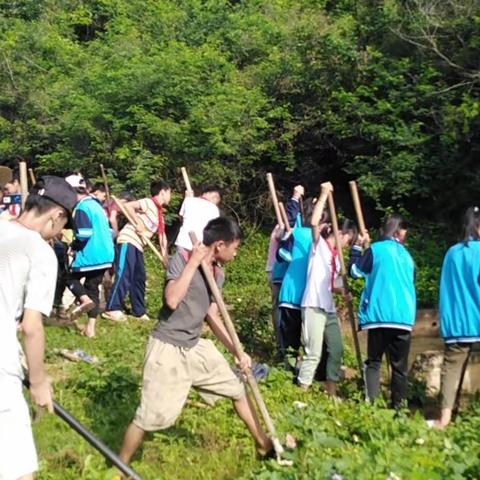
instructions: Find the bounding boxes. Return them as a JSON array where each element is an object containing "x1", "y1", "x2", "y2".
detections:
[
  {"x1": 92, "y1": 183, "x2": 106, "y2": 193},
  {"x1": 24, "y1": 194, "x2": 65, "y2": 215},
  {"x1": 118, "y1": 191, "x2": 135, "y2": 202},
  {"x1": 203, "y1": 217, "x2": 242, "y2": 246},
  {"x1": 200, "y1": 184, "x2": 222, "y2": 197},
  {"x1": 340, "y1": 218, "x2": 358, "y2": 246},
  {"x1": 150, "y1": 180, "x2": 170, "y2": 197},
  {"x1": 380, "y1": 214, "x2": 409, "y2": 239},
  {"x1": 461, "y1": 207, "x2": 480, "y2": 245}
]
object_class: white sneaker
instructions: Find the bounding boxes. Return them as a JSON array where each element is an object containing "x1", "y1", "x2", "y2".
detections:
[
  {"x1": 102, "y1": 311, "x2": 127, "y2": 322},
  {"x1": 136, "y1": 314, "x2": 151, "y2": 321}
]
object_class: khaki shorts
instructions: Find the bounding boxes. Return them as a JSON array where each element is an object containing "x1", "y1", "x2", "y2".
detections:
[{"x1": 134, "y1": 337, "x2": 246, "y2": 431}]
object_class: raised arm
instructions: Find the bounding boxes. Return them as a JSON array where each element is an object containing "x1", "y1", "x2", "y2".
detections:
[
  {"x1": 122, "y1": 200, "x2": 145, "y2": 230},
  {"x1": 311, "y1": 182, "x2": 333, "y2": 245},
  {"x1": 348, "y1": 233, "x2": 373, "y2": 279},
  {"x1": 164, "y1": 243, "x2": 212, "y2": 310}
]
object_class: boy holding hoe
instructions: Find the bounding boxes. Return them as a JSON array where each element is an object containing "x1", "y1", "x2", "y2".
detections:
[
  {"x1": 0, "y1": 176, "x2": 77, "y2": 479},
  {"x1": 118, "y1": 217, "x2": 273, "y2": 467}
]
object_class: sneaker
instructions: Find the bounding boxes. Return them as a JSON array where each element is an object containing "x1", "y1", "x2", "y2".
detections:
[
  {"x1": 102, "y1": 310, "x2": 127, "y2": 322},
  {"x1": 136, "y1": 314, "x2": 151, "y2": 321}
]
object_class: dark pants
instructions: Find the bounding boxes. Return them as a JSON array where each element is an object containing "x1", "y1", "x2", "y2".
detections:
[
  {"x1": 269, "y1": 281, "x2": 282, "y2": 352},
  {"x1": 365, "y1": 327, "x2": 411, "y2": 408},
  {"x1": 106, "y1": 243, "x2": 146, "y2": 317},
  {"x1": 279, "y1": 307, "x2": 302, "y2": 358},
  {"x1": 53, "y1": 240, "x2": 68, "y2": 307},
  {"x1": 68, "y1": 269, "x2": 107, "y2": 318}
]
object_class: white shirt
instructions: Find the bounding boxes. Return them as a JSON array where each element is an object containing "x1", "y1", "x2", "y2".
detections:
[
  {"x1": 175, "y1": 197, "x2": 220, "y2": 250},
  {"x1": 0, "y1": 220, "x2": 57, "y2": 391},
  {"x1": 301, "y1": 236, "x2": 341, "y2": 313}
]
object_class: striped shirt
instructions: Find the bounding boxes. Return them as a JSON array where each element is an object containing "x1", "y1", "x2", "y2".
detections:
[{"x1": 117, "y1": 198, "x2": 161, "y2": 252}]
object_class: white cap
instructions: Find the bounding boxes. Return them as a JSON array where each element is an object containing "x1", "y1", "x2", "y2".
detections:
[{"x1": 65, "y1": 174, "x2": 86, "y2": 189}]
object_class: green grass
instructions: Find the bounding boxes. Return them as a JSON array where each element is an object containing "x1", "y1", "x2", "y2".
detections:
[{"x1": 34, "y1": 231, "x2": 480, "y2": 479}]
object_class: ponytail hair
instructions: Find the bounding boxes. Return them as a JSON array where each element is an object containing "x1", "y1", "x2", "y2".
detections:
[
  {"x1": 302, "y1": 198, "x2": 315, "y2": 227},
  {"x1": 380, "y1": 213, "x2": 409, "y2": 240},
  {"x1": 461, "y1": 206, "x2": 480, "y2": 245},
  {"x1": 319, "y1": 209, "x2": 332, "y2": 238},
  {"x1": 340, "y1": 218, "x2": 358, "y2": 245},
  {"x1": 320, "y1": 216, "x2": 357, "y2": 243}
]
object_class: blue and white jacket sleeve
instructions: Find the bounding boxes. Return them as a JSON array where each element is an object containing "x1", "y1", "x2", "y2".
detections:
[
  {"x1": 348, "y1": 245, "x2": 373, "y2": 279},
  {"x1": 286, "y1": 198, "x2": 301, "y2": 227},
  {"x1": 71, "y1": 209, "x2": 93, "y2": 251},
  {"x1": 276, "y1": 234, "x2": 294, "y2": 263}
]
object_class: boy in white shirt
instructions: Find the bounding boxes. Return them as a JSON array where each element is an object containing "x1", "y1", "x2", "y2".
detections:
[
  {"x1": 0, "y1": 176, "x2": 77, "y2": 480},
  {"x1": 175, "y1": 185, "x2": 221, "y2": 252}
]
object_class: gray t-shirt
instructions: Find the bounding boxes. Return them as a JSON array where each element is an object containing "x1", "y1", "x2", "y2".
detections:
[{"x1": 152, "y1": 252, "x2": 224, "y2": 348}]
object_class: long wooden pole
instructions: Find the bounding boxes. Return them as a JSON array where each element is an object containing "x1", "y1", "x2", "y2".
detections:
[
  {"x1": 326, "y1": 191, "x2": 364, "y2": 380},
  {"x1": 111, "y1": 195, "x2": 165, "y2": 265},
  {"x1": 19, "y1": 161, "x2": 28, "y2": 210},
  {"x1": 28, "y1": 168, "x2": 36, "y2": 186},
  {"x1": 189, "y1": 232, "x2": 291, "y2": 466},
  {"x1": 266, "y1": 173, "x2": 283, "y2": 228},
  {"x1": 349, "y1": 181, "x2": 369, "y2": 248},
  {"x1": 99, "y1": 164, "x2": 111, "y2": 202},
  {"x1": 181, "y1": 167, "x2": 193, "y2": 193},
  {"x1": 278, "y1": 202, "x2": 291, "y2": 233}
]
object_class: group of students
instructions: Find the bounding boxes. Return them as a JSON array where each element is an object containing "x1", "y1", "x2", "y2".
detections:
[
  {"x1": 267, "y1": 181, "x2": 480, "y2": 429},
  {"x1": 39, "y1": 172, "x2": 223, "y2": 339},
  {"x1": 1, "y1": 170, "x2": 480, "y2": 479},
  {"x1": 1, "y1": 171, "x2": 255, "y2": 480}
]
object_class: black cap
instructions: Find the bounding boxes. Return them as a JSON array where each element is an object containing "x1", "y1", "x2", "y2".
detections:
[{"x1": 31, "y1": 175, "x2": 78, "y2": 226}]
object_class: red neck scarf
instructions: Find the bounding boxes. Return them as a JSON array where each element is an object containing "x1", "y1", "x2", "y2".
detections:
[
  {"x1": 151, "y1": 197, "x2": 165, "y2": 235},
  {"x1": 323, "y1": 237, "x2": 338, "y2": 290}
]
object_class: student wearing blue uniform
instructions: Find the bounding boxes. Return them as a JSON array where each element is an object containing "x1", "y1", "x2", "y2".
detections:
[
  {"x1": 349, "y1": 214, "x2": 416, "y2": 408},
  {"x1": 66, "y1": 174, "x2": 115, "y2": 337},
  {"x1": 432, "y1": 207, "x2": 480, "y2": 428},
  {"x1": 278, "y1": 198, "x2": 315, "y2": 368},
  {"x1": 267, "y1": 187, "x2": 304, "y2": 357}
]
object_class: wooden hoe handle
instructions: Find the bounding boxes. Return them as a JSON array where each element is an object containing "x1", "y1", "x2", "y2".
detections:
[
  {"x1": 99, "y1": 164, "x2": 111, "y2": 202},
  {"x1": 326, "y1": 191, "x2": 364, "y2": 380},
  {"x1": 112, "y1": 195, "x2": 165, "y2": 265},
  {"x1": 278, "y1": 202, "x2": 291, "y2": 233},
  {"x1": 349, "y1": 181, "x2": 369, "y2": 248},
  {"x1": 181, "y1": 167, "x2": 193, "y2": 193},
  {"x1": 19, "y1": 161, "x2": 28, "y2": 210},
  {"x1": 266, "y1": 173, "x2": 283, "y2": 228}
]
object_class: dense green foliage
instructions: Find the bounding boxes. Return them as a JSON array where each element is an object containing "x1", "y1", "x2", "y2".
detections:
[
  {"x1": 33, "y1": 233, "x2": 477, "y2": 479},
  {"x1": 1, "y1": 0, "x2": 479, "y2": 224},
  {"x1": 3, "y1": 1, "x2": 477, "y2": 477}
]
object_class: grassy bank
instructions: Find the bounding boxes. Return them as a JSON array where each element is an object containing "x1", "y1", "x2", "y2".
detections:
[{"x1": 34, "y1": 231, "x2": 480, "y2": 479}]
